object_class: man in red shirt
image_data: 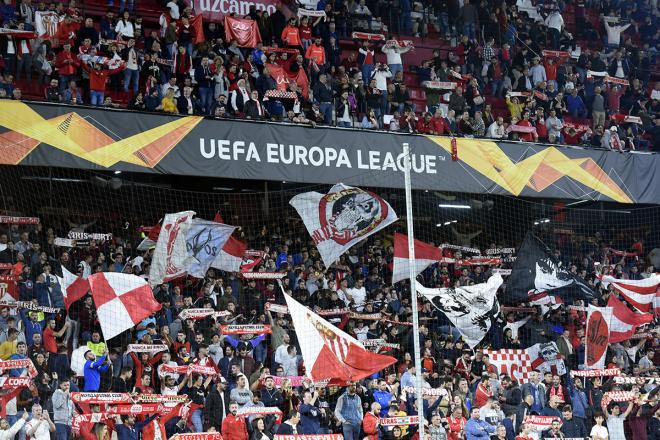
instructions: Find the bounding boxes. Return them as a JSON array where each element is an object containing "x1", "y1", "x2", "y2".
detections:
[
  {"x1": 305, "y1": 37, "x2": 326, "y2": 71},
  {"x1": 432, "y1": 109, "x2": 451, "y2": 135},
  {"x1": 515, "y1": 112, "x2": 538, "y2": 142},
  {"x1": 221, "y1": 402, "x2": 248, "y2": 440},
  {"x1": 43, "y1": 319, "x2": 68, "y2": 355},
  {"x1": 416, "y1": 112, "x2": 437, "y2": 134},
  {"x1": 54, "y1": 42, "x2": 80, "y2": 93},
  {"x1": 81, "y1": 61, "x2": 126, "y2": 106}
]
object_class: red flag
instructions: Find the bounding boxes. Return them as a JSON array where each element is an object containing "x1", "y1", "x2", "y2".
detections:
[
  {"x1": 291, "y1": 68, "x2": 309, "y2": 98},
  {"x1": 585, "y1": 305, "x2": 612, "y2": 369},
  {"x1": 392, "y1": 233, "x2": 442, "y2": 284},
  {"x1": 189, "y1": 15, "x2": 205, "y2": 44},
  {"x1": 0, "y1": 275, "x2": 18, "y2": 300},
  {"x1": 607, "y1": 294, "x2": 654, "y2": 342},
  {"x1": 56, "y1": 266, "x2": 90, "y2": 309},
  {"x1": 224, "y1": 16, "x2": 261, "y2": 48},
  {"x1": 266, "y1": 63, "x2": 289, "y2": 91},
  {"x1": 284, "y1": 290, "x2": 396, "y2": 385}
]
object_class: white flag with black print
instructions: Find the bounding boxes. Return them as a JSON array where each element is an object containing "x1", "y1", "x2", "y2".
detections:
[
  {"x1": 416, "y1": 273, "x2": 503, "y2": 348},
  {"x1": 290, "y1": 183, "x2": 398, "y2": 267}
]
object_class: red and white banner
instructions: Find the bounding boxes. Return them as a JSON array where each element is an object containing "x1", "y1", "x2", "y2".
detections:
[
  {"x1": 290, "y1": 184, "x2": 397, "y2": 267},
  {"x1": 527, "y1": 342, "x2": 566, "y2": 376},
  {"x1": 600, "y1": 274, "x2": 659, "y2": 313},
  {"x1": 607, "y1": 294, "x2": 654, "y2": 342},
  {"x1": 484, "y1": 349, "x2": 532, "y2": 383},
  {"x1": 297, "y1": 9, "x2": 326, "y2": 17},
  {"x1": 423, "y1": 81, "x2": 458, "y2": 90},
  {"x1": 137, "y1": 394, "x2": 189, "y2": 403},
  {"x1": 160, "y1": 364, "x2": 218, "y2": 376},
  {"x1": 401, "y1": 387, "x2": 448, "y2": 397},
  {"x1": 542, "y1": 50, "x2": 571, "y2": 58},
  {"x1": 179, "y1": 308, "x2": 231, "y2": 320},
  {"x1": 71, "y1": 392, "x2": 133, "y2": 404},
  {"x1": 613, "y1": 376, "x2": 660, "y2": 385},
  {"x1": 0, "y1": 28, "x2": 38, "y2": 38},
  {"x1": 220, "y1": 324, "x2": 271, "y2": 334},
  {"x1": 191, "y1": 0, "x2": 289, "y2": 23},
  {"x1": 172, "y1": 433, "x2": 224, "y2": 440},
  {"x1": 283, "y1": 288, "x2": 396, "y2": 385},
  {"x1": 72, "y1": 413, "x2": 119, "y2": 435},
  {"x1": 127, "y1": 344, "x2": 168, "y2": 354},
  {"x1": 224, "y1": 16, "x2": 261, "y2": 48},
  {"x1": 0, "y1": 216, "x2": 39, "y2": 224},
  {"x1": 0, "y1": 377, "x2": 31, "y2": 387},
  {"x1": 241, "y1": 272, "x2": 287, "y2": 280},
  {"x1": 570, "y1": 368, "x2": 620, "y2": 377},
  {"x1": 56, "y1": 266, "x2": 90, "y2": 309},
  {"x1": 384, "y1": 39, "x2": 414, "y2": 48},
  {"x1": 0, "y1": 300, "x2": 60, "y2": 314},
  {"x1": 35, "y1": 11, "x2": 61, "y2": 38},
  {"x1": 524, "y1": 415, "x2": 560, "y2": 431},
  {"x1": 604, "y1": 76, "x2": 629, "y2": 86},
  {"x1": 0, "y1": 359, "x2": 38, "y2": 378},
  {"x1": 274, "y1": 436, "x2": 343, "y2": 440},
  {"x1": 236, "y1": 406, "x2": 283, "y2": 416},
  {"x1": 351, "y1": 32, "x2": 385, "y2": 40},
  {"x1": 88, "y1": 272, "x2": 161, "y2": 341},
  {"x1": 392, "y1": 233, "x2": 442, "y2": 284},
  {"x1": 585, "y1": 305, "x2": 612, "y2": 370},
  {"x1": 265, "y1": 302, "x2": 289, "y2": 314},
  {"x1": 601, "y1": 391, "x2": 636, "y2": 408},
  {"x1": 107, "y1": 403, "x2": 164, "y2": 415},
  {"x1": 150, "y1": 211, "x2": 195, "y2": 285},
  {"x1": 379, "y1": 416, "x2": 419, "y2": 426}
]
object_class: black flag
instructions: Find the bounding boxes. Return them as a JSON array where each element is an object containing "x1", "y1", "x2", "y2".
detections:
[{"x1": 508, "y1": 233, "x2": 595, "y2": 303}]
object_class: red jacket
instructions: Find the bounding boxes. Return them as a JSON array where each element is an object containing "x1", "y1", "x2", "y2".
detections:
[
  {"x1": 55, "y1": 50, "x2": 80, "y2": 76},
  {"x1": 82, "y1": 63, "x2": 126, "y2": 92},
  {"x1": 362, "y1": 412, "x2": 380, "y2": 440},
  {"x1": 416, "y1": 118, "x2": 436, "y2": 134},
  {"x1": 222, "y1": 414, "x2": 248, "y2": 440},
  {"x1": 432, "y1": 116, "x2": 450, "y2": 135}
]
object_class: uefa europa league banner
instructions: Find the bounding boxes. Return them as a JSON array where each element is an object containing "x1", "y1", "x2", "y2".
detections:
[{"x1": 0, "y1": 101, "x2": 658, "y2": 204}]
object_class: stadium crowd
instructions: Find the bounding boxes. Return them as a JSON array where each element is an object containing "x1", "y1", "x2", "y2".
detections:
[
  {"x1": 0, "y1": 213, "x2": 657, "y2": 440},
  {"x1": 0, "y1": 0, "x2": 658, "y2": 150}
]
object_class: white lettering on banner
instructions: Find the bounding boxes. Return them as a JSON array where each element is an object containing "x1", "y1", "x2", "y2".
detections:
[
  {"x1": 197, "y1": 0, "x2": 276, "y2": 16},
  {"x1": 201, "y1": 138, "x2": 444, "y2": 175}
]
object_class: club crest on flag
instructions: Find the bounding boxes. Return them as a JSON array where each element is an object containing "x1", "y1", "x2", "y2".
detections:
[{"x1": 316, "y1": 187, "x2": 389, "y2": 245}]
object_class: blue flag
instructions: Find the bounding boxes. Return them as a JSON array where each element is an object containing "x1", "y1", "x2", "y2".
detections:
[{"x1": 185, "y1": 219, "x2": 235, "y2": 278}]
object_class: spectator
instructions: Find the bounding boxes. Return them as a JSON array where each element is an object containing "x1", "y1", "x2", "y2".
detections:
[
  {"x1": 81, "y1": 61, "x2": 126, "y2": 106},
  {"x1": 382, "y1": 42, "x2": 412, "y2": 77},
  {"x1": 335, "y1": 382, "x2": 363, "y2": 440}
]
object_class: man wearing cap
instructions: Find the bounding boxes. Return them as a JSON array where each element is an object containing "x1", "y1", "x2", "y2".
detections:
[{"x1": 204, "y1": 376, "x2": 230, "y2": 431}]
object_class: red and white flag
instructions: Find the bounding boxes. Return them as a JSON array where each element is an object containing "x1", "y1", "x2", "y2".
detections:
[
  {"x1": 88, "y1": 273, "x2": 161, "y2": 340},
  {"x1": 599, "y1": 274, "x2": 659, "y2": 313},
  {"x1": 392, "y1": 233, "x2": 442, "y2": 284},
  {"x1": 283, "y1": 288, "x2": 396, "y2": 385},
  {"x1": 607, "y1": 294, "x2": 654, "y2": 342},
  {"x1": 150, "y1": 211, "x2": 195, "y2": 285},
  {"x1": 224, "y1": 16, "x2": 261, "y2": 48},
  {"x1": 290, "y1": 184, "x2": 397, "y2": 267},
  {"x1": 56, "y1": 266, "x2": 90, "y2": 310},
  {"x1": 585, "y1": 305, "x2": 612, "y2": 370}
]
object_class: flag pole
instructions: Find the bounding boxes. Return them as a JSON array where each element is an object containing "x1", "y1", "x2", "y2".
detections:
[{"x1": 403, "y1": 142, "x2": 426, "y2": 440}]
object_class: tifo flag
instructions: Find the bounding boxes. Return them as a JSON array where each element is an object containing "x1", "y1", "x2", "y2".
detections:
[
  {"x1": 88, "y1": 272, "x2": 161, "y2": 340},
  {"x1": 527, "y1": 341, "x2": 567, "y2": 376},
  {"x1": 149, "y1": 211, "x2": 195, "y2": 285},
  {"x1": 508, "y1": 232, "x2": 595, "y2": 302},
  {"x1": 483, "y1": 348, "x2": 531, "y2": 383},
  {"x1": 283, "y1": 286, "x2": 396, "y2": 384},
  {"x1": 392, "y1": 233, "x2": 442, "y2": 284},
  {"x1": 416, "y1": 274, "x2": 502, "y2": 348},
  {"x1": 290, "y1": 184, "x2": 398, "y2": 267},
  {"x1": 607, "y1": 294, "x2": 654, "y2": 342},
  {"x1": 34, "y1": 11, "x2": 61, "y2": 38},
  {"x1": 56, "y1": 266, "x2": 90, "y2": 310},
  {"x1": 266, "y1": 63, "x2": 289, "y2": 91},
  {"x1": 185, "y1": 219, "x2": 235, "y2": 278},
  {"x1": 210, "y1": 212, "x2": 248, "y2": 273},
  {"x1": 585, "y1": 305, "x2": 612, "y2": 370},
  {"x1": 224, "y1": 16, "x2": 261, "y2": 48},
  {"x1": 599, "y1": 274, "x2": 659, "y2": 313}
]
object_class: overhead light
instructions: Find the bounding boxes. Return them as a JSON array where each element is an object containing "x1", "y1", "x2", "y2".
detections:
[
  {"x1": 566, "y1": 199, "x2": 588, "y2": 207},
  {"x1": 544, "y1": 219, "x2": 550, "y2": 223},
  {"x1": 438, "y1": 204, "x2": 471, "y2": 209},
  {"x1": 534, "y1": 221, "x2": 539, "y2": 225},
  {"x1": 212, "y1": 187, "x2": 234, "y2": 191},
  {"x1": 452, "y1": 220, "x2": 457, "y2": 223},
  {"x1": 610, "y1": 210, "x2": 631, "y2": 214},
  {"x1": 21, "y1": 177, "x2": 85, "y2": 183},
  {"x1": 436, "y1": 223, "x2": 443, "y2": 227},
  {"x1": 114, "y1": 170, "x2": 122, "y2": 175},
  {"x1": 443, "y1": 221, "x2": 452, "y2": 226}
]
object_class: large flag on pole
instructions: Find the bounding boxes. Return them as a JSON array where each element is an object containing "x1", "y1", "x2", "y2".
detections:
[
  {"x1": 55, "y1": 266, "x2": 90, "y2": 310},
  {"x1": 210, "y1": 212, "x2": 248, "y2": 273},
  {"x1": 88, "y1": 273, "x2": 161, "y2": 340},
  {"x1": 585, "y1": 305, "x2": 612, "y2": 370},
  {"x1": 599, "y1": 274, "x2": 659, "y2": 313},
  {"x1": 149, "y1": 211, "x2": 195, "y2": 285},
  {"x1": 185, "y1": 219, "x2": 235, "y2": 278},
  {"x1": 508, "y1": 233, "x2": 596, "y2": 303},
  {"x1": 283, "y1": 286, "x2": 396, "y2": 384},
  {"x1": 290, "y1": 184, "x2": 397, "y2": 267},
  {"x1": 416, "y1": 274, "x2": 502, "y2": 348},
  {"x1": 607, "y1": 294, "x2": 654, "y2": 342},
  {"x1": 392, "y1": 233, "x2": 442, "y2": 284}
]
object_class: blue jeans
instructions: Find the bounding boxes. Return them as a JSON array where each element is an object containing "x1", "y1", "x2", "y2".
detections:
[
  {"x1": 342, "y1": 422, "x2": 361, "y2": 440},
  {"x1": 55, "y1": 423, "x2": 71, "y2": 440},
  {"x1": 491, "y1": 79, "x2": 503, "y2": 97},
  {"x1": 389, "y1": 64, "x2": 403, "y2": 77},
  {"x1": 438, "y1": 11, "x2": 450, "y2": 35},
  {"x1": 338, "y1": 121, "x2": 352, "y2": 128},
  {"x1": 123, "y1": 68, "x2": 139, "y2": 94},
  {"x1": 59, "y1": 74, "x2": 76, "y2": 94},
  {"x1": 253, "y1": 342, "x2": 267, "y2": 365},
  {"x1": 119, "y1": 0, "x2": 134, "y2": 13},
  {"x1": 198, "y1": 87, "x2": 213, "y2": 114},
  {"x1": 400, "y1": 11, "x2": 412, "y2": 35},
  {"x1": 463, "y1": 22, "x2": 477, "y2": 40},
  {"x1": 361, "y1": 64, "x2": 374, "y2": 83},
  {"x1": 90, "y1": 91, "x2": 105, "y2": 106},
  {"x1": 319, "y1": 102, "x2": 333, "y2": 125},
  {"x1": 191, "y1": 409, "x2": 203, "y2": 432}
]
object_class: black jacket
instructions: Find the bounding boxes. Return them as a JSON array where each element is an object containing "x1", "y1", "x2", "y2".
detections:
[{"x1": 203, "y1": 386, "x2": 230, "y2": 430}]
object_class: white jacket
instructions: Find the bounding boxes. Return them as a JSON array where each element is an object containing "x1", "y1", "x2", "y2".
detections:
[
  {"x1": 0, "y1": 417, "x2": 25, "y2": 440},
  {"x1": 115, "y1": 20, "x2": 135, "y2": 38},
  {"x1": 371, "y1": 68, "x2": 392, "y2": 91},
  {"x1": 382, "y1": 45, "x2": 412, "y2": 65}
]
